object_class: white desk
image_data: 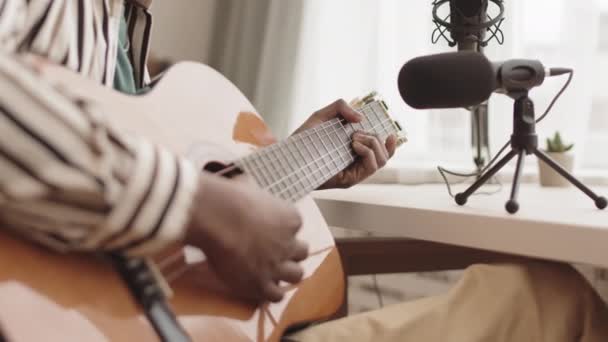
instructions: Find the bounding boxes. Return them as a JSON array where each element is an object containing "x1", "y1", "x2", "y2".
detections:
[{"x1": 313, "y1": 184, "x2": 608, "y2": 268}]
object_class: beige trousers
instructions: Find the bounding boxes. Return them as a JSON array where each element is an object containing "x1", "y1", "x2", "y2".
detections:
[{"x1": 288, "y1": 262, "x2": 608, "y2": 342}]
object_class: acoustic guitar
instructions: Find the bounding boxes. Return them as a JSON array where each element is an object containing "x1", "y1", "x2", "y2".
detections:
[{"x1": 0, "y1": 61, "x2": 406, "y2": 342}]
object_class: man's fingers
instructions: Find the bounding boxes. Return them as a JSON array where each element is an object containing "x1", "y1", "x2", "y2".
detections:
[
  {"x1": 291, "y1": 240, "x2": 309, "y2": 262},
  {"x1": 354, "y1": 133, "x2": 388, "y2": 168},
  {"x1": 276, "y1": 261, "x2": 305, "y2": 284},
  {"x1": 317, "y1": 99, "x2": 363, "y2": 123},
  {"x1": 262, "y1": 281, "x2": 285, "y2": 303},
  {"x1": 352, "y1": 140, "x2": 378, "y2": 175},
  {"x1": 386, "y1": 134, "x2": 398, "y2": 158},
  {"x1": 335, "y1": 99, "x2": 363, "y2": 123},
  {"x1": 281, "y1": 206, "x2": 303, "y2": 234}
]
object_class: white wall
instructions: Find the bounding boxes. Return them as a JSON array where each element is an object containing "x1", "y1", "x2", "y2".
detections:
[{"x1": 149, "y1": 0, "x2": 217, "y2": 63}]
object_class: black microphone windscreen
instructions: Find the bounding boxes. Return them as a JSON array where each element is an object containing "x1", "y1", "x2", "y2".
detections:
[
  {"x1": 398, "y1": 51, "x2": 496, "y2": 109},
  {"x1": 451, "y1": 0, "x2": 486, "y2": 17}
]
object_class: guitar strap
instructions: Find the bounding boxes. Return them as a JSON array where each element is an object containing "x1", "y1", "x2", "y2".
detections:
[
  {"x1": 0, "y1": 326, "x2": 7, "y2": 342},
  {"x1": 111, "y1": 255, "x2": 191, "y2": 342}
]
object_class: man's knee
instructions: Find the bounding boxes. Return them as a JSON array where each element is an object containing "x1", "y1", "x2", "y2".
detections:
[
  {"x1": 461, "y1": 261, "x2": 597, "y2": 316},
  {"x1": 465, "y1": 261, "x2": 588, "y2": 294},
  {"x1": 500, "y1": 261, "x2": 588, "y2": 292}
]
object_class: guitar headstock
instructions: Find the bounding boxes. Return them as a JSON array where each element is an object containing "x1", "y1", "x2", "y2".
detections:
[{"x1": 350, "y1": 92, "x2": 408, "y2": 147}]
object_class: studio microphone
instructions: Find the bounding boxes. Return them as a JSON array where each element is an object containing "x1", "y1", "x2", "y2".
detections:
[{"x1": 398, "y1": 51, "x2": 571, "y2": 109}]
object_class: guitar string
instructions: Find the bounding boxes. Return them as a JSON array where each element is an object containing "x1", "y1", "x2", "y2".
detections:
[
  {"x1": 236, "y1": 118, "x2": 348, "y2": 186},
  {"x1": 250, "y1": 114, "x2": 396, "y2": 187},
  {"x1": 279, "y1": 118, "x2": 396, "y2": 202},
  {"x1": 267, "y1": 117, "x2": 395, "y2": 201},
  {"x1": 239, "y1": 111, "x2": 395, "y2": 180},
  {"x1": 250, "y1": 118, "x2": 349, "y2": 169},
  {"x1": 245, "y1": 116, "x2": 394, "y2": 195},
  {"x1": 240, "y1": 117, "x2": 354, "y2": 175},
  {"x1": 243, "y1": 118, "x2": 353, "y2": 184},
  {"x1": 238, "y1": 102, "x2": 393, "y2": 173},
  {"x1": 253, "y1": 117, "x2": 395, "y2": 199}
]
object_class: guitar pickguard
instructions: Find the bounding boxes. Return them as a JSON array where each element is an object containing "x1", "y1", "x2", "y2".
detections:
[{"x1": 232, "y1": 112, "x2": 277, "y2": 148}]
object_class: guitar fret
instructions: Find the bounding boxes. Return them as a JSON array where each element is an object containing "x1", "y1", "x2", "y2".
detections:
[
  {"x1": 320, "y1": 123, "x2": 343, "y2": 175},
  {"x1": 311, "y1": 128, "x2": 332, "y2": 181},
  {"x1": 312, "y1": 127, "x2": 328, "y2": 156},
  {"x1": 303, "y1": 167, "x2": 316, "y2": 192},
  {"x1": 293, "y1": 167, "x2": 311, "y2": 201},
  {"x1": 308, "y1": 133, "x2": 330, "y2": 190},
  {"x1": 370, "y1": 104, "x2": 384, "y2": 137},
  {"x1": 271, "y1": 145, "x2": 292, "y2": 196},
  {"x1": 245, "y1": 156, "x2": 268, "y2": 187},
  {"x1": 330, "y1": 122, "x2": 350, "y2": 167},
  {"x1": 338, "y1": 120, "x2": 352, "y2": 143},
  {"x1": 266, "y1": 147, "x2": 280, "y2": 174},
  {"x1": 354, "y1": 120, "x2": 364, "y2": 132},
  {"x1": 264, "y1": 152, "x2": 281, "y2": 186},
  {"x1": 304, "y1": 133, "x2": 323, "y2": 172},
  {"x1": 366, "y1": 105, "x2": 378, "y2": 135},
  {"x1": 381, "y1": 120, "x2": 391, "y2": 138},
  {"x1": 287, "y1": 138, "x2": 303, "y2": 169},
  {"x1": 296, "y1": 137, "x2": 316, "y2": 191},
  {"x1": 318, "y1": 128, "x2": 331, "y2": 156},
  {"x1": 364, "y1": 118, "x2": 373, "y2": 132},
  {"x1": 276, "y1": 144, "x2": 295, "y2": 198},
  {"x1": 329, "y1": 129, "x2": 346, "y2": 174},
  {"x1": 283, "y1": 145, "x2": 301, "y2": 199},
  {"x1": 293, "y1": 137, "x2": 311, "y2": 190},
  {"x1": 292, "y1": 168, "x2": 306, "y2": 198},
  {"x1": 286, "y1": 141, "x2": 303, "y2": 170},
  {"x1": 339, "y1": 121, "x2": 356, "y2": 163},
  {"x1": 286, "y1": 145, "x2": 303, "y2": 199},
  {"x1": 256, "y1": 154, "x2": 276, "y2": 188},
  {"x1": 284, "y1": 142, "x2": 305, "y2": 198},
  {"x1": 246, "y1": 158, "x2": 262, "y2": 181}
]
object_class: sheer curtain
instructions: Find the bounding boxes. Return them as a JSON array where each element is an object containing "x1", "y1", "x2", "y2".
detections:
[
  {"x1": 284, "y1": 0, "x2": 608, "y2": 181},
  {"x1": 205, "y1": 0, "x2": 306, "y2": 135}
]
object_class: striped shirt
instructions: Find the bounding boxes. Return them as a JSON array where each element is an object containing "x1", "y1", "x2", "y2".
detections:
[{"x1": 0, "y1": 0, "x2": 199, "y2": 256}]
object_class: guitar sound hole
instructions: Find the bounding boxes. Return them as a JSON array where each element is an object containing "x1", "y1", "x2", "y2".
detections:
[
  {"x1": 203, "y1": 161, "x2": 227, "y2": 173},
  {"x1": 203, "y1": 161, "x2": 243, "y2": 178}
]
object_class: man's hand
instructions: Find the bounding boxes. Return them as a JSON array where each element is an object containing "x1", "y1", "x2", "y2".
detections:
[
  {"x1": 185, "y1": 174, "x2": 308, "y2": 303},
  {"x1": 292, "y1": 99, "x2": 398, "y2": 189}
]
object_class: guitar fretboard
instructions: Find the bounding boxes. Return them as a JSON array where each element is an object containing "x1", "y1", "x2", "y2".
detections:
[{"x1": 234, "y1": 101, "x2": 403, "y2": 202}]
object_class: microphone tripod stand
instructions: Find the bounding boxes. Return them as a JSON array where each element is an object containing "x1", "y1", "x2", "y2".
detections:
[{"x1": 454, "y1": 92, "x2": 607, "y2": 214}]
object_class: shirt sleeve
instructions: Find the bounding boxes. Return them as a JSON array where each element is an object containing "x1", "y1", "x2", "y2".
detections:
[{"x1": 0, "y1": 51, "x2": 200, "y2": 256}]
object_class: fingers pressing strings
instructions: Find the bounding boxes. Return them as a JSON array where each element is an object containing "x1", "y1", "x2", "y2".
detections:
[
  {"x1": 316, "y1": 99, "x2": 364, "y2": 123},
  {"x1": 353, "y1": 132, "x2": 389, "y2": 167}
]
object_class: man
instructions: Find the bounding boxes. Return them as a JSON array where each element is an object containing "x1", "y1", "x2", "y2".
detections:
[{"x1": 0, "y1": 1, "x2": 606, "y2": 341}]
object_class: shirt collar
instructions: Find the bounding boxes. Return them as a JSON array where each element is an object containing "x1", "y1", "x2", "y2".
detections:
[{"x1": 128, "y1": 0, "x2": 152, "y2": 9}]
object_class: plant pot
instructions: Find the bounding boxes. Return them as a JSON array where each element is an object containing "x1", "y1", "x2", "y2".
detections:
[{"x1": 538, "y1": 152, "x2": 574, "y2": 187}]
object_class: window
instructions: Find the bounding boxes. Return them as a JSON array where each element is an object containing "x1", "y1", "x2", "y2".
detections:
[
  {"x1": 600, "y1": 13, "x2": 608, "y2": 52},
  {"x1": 287, "y1": 0, "x2": 608, "y2": 178}
]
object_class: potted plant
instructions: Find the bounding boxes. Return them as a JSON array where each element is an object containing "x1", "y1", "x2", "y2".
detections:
[{"x1": 538, "y1": 132, "x2": 574, "y2": 187}]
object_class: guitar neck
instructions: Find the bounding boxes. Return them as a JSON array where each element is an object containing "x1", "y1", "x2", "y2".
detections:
[{"x1": 235, "y1": 100, "x2": 404, "y2": 202}]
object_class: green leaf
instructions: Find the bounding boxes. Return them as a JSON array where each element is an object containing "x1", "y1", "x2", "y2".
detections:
[
  {"x1": 546, "y1": 138, "x2": 554, "y2": 152},
  {"x1": 554, "y1": 132, "x2": 563, "y2": 150},
  {"x1": 545, "y1": 131, "x2": 573, "y2": 152}
]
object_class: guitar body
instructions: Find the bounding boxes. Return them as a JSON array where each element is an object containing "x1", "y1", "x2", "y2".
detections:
[{"x1": 0, "y1": 62, "x2": 344, "y2": 341}]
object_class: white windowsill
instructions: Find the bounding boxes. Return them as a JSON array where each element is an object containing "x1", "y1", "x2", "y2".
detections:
[{"x1": 365, "y1": 162, "x2": 608, "y2": 187}]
